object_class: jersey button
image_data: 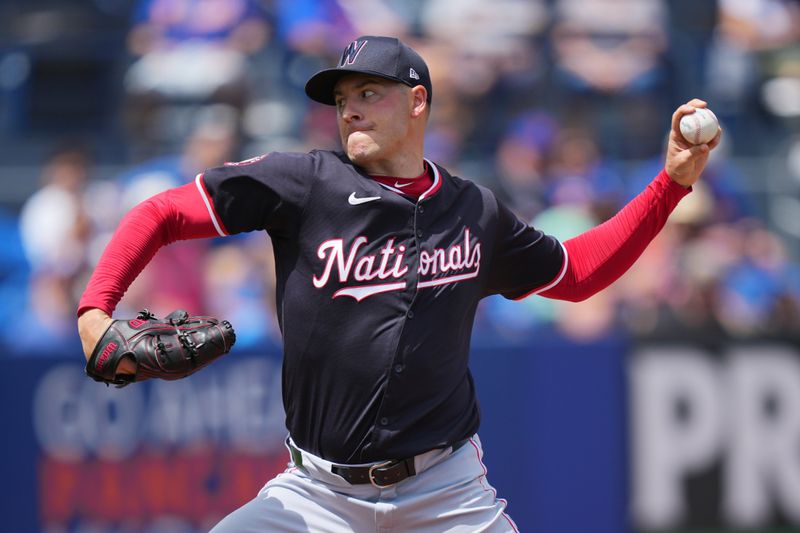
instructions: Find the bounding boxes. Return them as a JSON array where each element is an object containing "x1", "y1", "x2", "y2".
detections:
[
  {"x1": 418, "y1": 205, "x2": 424, "y2": 214},
  {"x1": 394, "y1": 364, "x2": 404, "y2": 373},
  {"x1": 407, "y1": 310, "x2": 414, "y2": 319},
  {"x1": 380, "y1": 417, "x2": 389, "y2": 426},
  {"x1": 416, "y1": 229, "x2": 423, "y2": 238}
]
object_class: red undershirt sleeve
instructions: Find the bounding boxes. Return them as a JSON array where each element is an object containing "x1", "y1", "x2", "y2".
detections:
[
  {"x1": 77, "y1": 181, "x2": 224, "y2": 316},
  {"x1": 539, "y1": 169, "x2": 690, "y2": 302}
]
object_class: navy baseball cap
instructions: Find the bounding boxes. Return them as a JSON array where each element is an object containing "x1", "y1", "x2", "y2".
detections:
[{"x1": 305, "y1": 36, "x2": 432, "y2": 106}]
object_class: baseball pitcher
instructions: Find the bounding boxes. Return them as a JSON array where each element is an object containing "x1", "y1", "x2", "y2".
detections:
[{"x1": 78, "y1": 36, "x2": 721, "y2": 531}]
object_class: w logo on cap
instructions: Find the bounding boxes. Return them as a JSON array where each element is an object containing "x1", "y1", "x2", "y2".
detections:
[{"x1": 339, "y1": 39, "x2": 368, "y2": 67}]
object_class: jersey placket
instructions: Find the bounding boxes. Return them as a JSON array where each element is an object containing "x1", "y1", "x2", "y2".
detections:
[{"x1": 371, "y1": 179, "x2": 436, "y2": 447}]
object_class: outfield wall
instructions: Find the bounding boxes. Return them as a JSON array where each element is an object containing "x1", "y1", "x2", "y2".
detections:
[{"x1": 2, "y1": 331, "x2": 798, "y2": 532}]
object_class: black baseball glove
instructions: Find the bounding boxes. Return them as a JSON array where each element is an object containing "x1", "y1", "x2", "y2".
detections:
[{"x1": 85, "y1": 309, "x2": 236, "y2": 387}]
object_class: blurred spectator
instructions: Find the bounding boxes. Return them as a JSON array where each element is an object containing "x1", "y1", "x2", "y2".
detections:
[
  {"x1": 419, "y1": 0, "x2": 550, "y2": 157},
  {"x1": 274, "y1": 0, "x2": 356, "y2": 56},
  {"x1": 19, "y1": 144, "x2": 91, "y2": 277},
  {"x1": 715, "y1": 219, "x2": 800, "y2": 335},
  {"x1": 544, "y1": 127, "x2": 626, "y2": 220},
  {"x1": 664, "y1": 0, "x2": 719, "y2": 104},
  {"x1": 17, "y1": 143, "x2": 93, "y2": 352},
  {"x1": 124, "y1": 0, "x2": 270, "y2": 147},
  {"x1": 204, "y1": 234, "x2": 283, "y2": 349},
  {"x1": 493, "y1": 111, "x2": 559, "y2": 220},
  {"x1": 706, "y1": 0, "x2": 800, "y2": 152},
  {"x1": 550, "y1": 0, "x2": 670, "y2": 158},
  {"x1": 332, "y1": 0, "x2": 410, "y2": 45},
  {"x1": 111, "y1": 108, "x2": 239, "y2": 317},
  {"x1": 421, "y1": 0, "x2": 548, "y2": 77},
  {"x1": 551, "y1": 0, "x2": 667, "y2": 95},
  {"x1": 617, "y1": 216, "x2": 800, "y2": 340}
]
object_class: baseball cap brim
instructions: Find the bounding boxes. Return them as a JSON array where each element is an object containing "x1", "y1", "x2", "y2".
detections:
[{"x1": 305, "y1": 67, "x2": 415, "y2": 106}]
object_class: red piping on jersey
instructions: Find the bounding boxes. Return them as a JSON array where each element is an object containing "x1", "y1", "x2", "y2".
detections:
[
  {"x1": 195, "y1": 173, "x2": 229, "y2": 236},
  {"x1": 419, "y1": 158, "x2": 442, "y2": 200},
  {"x1": 516, "y1": 169, "x2": 689, "y2": 302},
  {"x1": 514, "y1": 241, "x2": 570, "y2": 298}
]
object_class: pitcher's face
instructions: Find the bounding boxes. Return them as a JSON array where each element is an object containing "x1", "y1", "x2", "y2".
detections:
[{"x1": 334, "y1": 74, "x2": 415, "y2": 171}]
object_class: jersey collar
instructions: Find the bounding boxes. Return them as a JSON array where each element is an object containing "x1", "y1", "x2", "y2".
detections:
[
  {"x1": 419, "y1": 158, "x2": 442, "y2": 201},
  {"x1": 369, "y1": 159, "x2": 442, "y2": 201},
  {"x1": 341, "y1": 152, "x2": 446, "y2": 203}
]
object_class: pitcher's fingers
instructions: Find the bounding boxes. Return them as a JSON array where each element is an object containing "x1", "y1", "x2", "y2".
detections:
[
  {"x1": 674, "y1": 143, "x2": 709, "y2": 167},
  {"x1": 707, "y1": 128, "x2": 723, "y2": 150},
  {"x1": 688, "y1": 143, "x2": 710, "y2": 159},
  {"x1": 671, "y1": 130, "x2": 692, "y2": 150}
]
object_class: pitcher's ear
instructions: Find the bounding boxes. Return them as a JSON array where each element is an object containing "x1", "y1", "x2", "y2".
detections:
[{"x1": 410, "y1": 85, "x2": 428, "y2": 118}]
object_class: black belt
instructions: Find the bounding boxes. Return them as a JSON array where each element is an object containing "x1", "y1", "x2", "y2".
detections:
[{"x1": 289, "y1": 438, "x2": 469, "y2": 488}]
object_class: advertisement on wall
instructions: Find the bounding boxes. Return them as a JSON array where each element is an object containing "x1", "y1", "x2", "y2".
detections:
[
  {"x1": 630, "y1": 341, "x2": 800, "y2": 533},
  {"x1": 23, "y1": 354, "x2": 288, "y2": 532},
  {"x1": 6, "y1": 334, "x2": 800, "y2": 532}
]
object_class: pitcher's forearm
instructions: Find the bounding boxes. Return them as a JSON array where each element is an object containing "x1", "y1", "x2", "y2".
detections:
[
  {"x1": 77, "y1": 308, "x2": 112, "y2": 361},
  {"x1": 78, "y1": 183, "x2": 219, "y2": 316}
]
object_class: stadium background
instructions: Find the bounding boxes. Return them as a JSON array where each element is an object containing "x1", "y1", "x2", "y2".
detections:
[{"x1": 0, "y1": 0, "x2": 799, "y2": 532}]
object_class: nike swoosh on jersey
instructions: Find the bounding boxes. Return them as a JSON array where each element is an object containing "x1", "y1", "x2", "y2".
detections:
[
  {"x1": 394, "y1": 181, "x2": 413, "y2": 188},
  {"x1": 348, "y1": 193, "x2": 381, "y2": 205}
]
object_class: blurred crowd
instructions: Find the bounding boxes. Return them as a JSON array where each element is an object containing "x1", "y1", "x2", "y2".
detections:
[{"x1": 1, "y1": 0, "x2": 799, "y2": 355}]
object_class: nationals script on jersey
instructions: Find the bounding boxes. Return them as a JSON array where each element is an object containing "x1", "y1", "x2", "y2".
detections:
[
  {"x1": 198, "y1": 150, "x2": 565, "y2": 463},
  {"x1": 313, "y1": 228, "x2": 481, "y2": 301}
]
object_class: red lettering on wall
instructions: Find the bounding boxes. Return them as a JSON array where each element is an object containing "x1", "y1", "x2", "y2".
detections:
[
  {"x1": 39, "y1": 457, "x2": 79, "y2": 522},
  {"x1": 38, "y1": 447, "x2": 287, "y2": 527}
]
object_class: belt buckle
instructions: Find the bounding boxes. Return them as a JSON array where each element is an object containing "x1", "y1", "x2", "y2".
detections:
[{"x1": 368, "y1": 460, "x2": 396, "y2": 488}]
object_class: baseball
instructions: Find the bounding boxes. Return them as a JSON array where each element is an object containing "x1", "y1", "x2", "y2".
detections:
[{"x1": 679, "y1": 107, "x2": 719, "y2": 145}]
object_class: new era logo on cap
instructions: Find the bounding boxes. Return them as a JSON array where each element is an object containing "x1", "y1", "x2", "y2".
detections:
[{"x1": 305, "y1": 35, "x2": 433, "y2": 106}]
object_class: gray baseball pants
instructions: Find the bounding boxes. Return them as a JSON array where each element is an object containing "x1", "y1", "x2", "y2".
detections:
[{"x1": 209, "y1": 434, "x2": 518, "y2": 532}]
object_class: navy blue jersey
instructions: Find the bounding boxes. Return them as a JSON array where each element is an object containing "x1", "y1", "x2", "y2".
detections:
[{"x1": 201, "y1": 149, "x2": 565, "y2": 463}]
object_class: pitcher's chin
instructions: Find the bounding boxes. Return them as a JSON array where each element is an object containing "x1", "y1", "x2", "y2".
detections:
[{"x1": 346, "y1": 142, "x2": 380, "y2": 167}]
